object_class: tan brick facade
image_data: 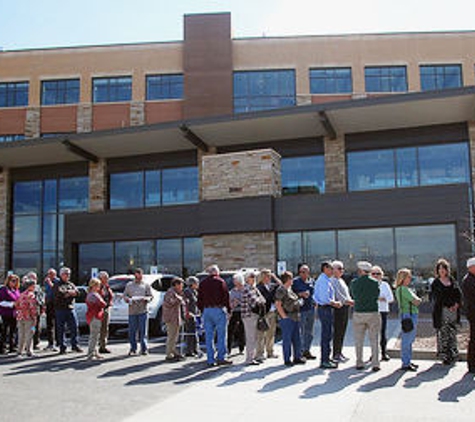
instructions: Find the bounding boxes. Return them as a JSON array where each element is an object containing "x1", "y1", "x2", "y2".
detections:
[
  {"x1": 130, "y1": 101, "x2": 145, "y2": 126},
  {"x1": 25, "y1": 107, "x2": 40, "y2": 138},
  {"x1": 77, "y1": 103, "x2": 93, "y2": 133},
  {"x1": 324, "y1": 136, "x2": 347, "y2": 193},
  {"x1": 0, "y1": 169, "x2": 10, "y2": 278},
  {"x1": 203, "y1": 232, "x2": 276, "y2": 270},
  {"x1": 201, "y1": 149, "x2": 281, "y2": 201},
  {"x1": 89, "y1": 159, "x2": 107, "y2": 212}
]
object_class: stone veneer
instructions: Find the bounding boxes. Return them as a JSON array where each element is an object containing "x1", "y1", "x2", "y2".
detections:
[
  {"x1": 89, "y1": 159, "x2": 108, "y2": 212},
  {"x1": 203, "y1": 232, "x2": 276, "y2": 270},
  {"x1": 0, "y1": 169, "x2": 10, "y2": 277},
  {"x1": 201, "y1": 149, "x2": 281, "y2": 201},
  {"x1": 25, "y1": 107, "x2": 40, "y2": 138},
  {"x1": 324, "y1": 136, "x2": 347, "y2": 193},
  {"x1": 130, "y1": 102, "x2": 145, "y2": 126},
  {"x1": 77, "y1": 103, "x2": 93, "y2": 133}
]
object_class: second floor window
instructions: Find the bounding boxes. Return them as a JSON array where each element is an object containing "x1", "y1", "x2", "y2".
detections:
[
  {"x1": 0, "y1": 134, "x2": 24, "y2": 142},
  {"x1": 365, "y1": 66, "x2": 407, "y2": 93},
  {"x1": 146, "y1": 74, "x2": 184, "y2": 100},
  {"x1": 234, "y1": 70, "x2": 296, "y2": 113},
  {"x1": 0, "y1": 81, "x2": 29, "y2": 107},
  {"x1": 92, "y1": 76, "x2": 132, "y2": 103},
  {"x1": 420, "y1": 65, "x2": 462, "y2": 91},
  {"x1": 41, "y1": 79, "x2": 80, "y2": 105},
  {"x1": 309, "y1": 68, "x2": 352, "y2": 94},
  {"x1": 281, "y1": 155, "x2": 325, "y2": 195}
]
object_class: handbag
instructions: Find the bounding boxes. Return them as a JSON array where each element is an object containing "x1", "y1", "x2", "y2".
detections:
[
  {"x1": 399, "y1": 289, "x2": 414, "y2": 333},
  {"x1": 257, "y1": 316, "x2": 269, "y2": 331}
]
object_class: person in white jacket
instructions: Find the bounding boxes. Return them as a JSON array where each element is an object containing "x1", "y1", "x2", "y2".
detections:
[{"x1": 371, "y1": 266, "x2": 394, "y2": 361}]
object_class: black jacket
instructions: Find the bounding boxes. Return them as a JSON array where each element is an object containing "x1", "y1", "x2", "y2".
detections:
[
  {"x1": 257, "y1": 283, "x2": 277, "y2": 314},
  {"x1": 430, "y1": 277, "x2": 461, "y2": 329},
  {"x1": 461, "y1": 272, "x2": 475, "y2": 321}
]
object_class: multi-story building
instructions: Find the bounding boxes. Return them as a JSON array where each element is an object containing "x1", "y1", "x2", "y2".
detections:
[{"x1": 1, "y1": 12, "x2": 474, "y2": 282}]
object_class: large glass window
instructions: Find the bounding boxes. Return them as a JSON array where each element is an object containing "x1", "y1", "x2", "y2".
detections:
[
  {"x1": 41, "y1": 79, "x2": 80, "y2": 105},
  {"x1": 92, "y1": 76, "x2": 132, "y2": 103},
  {"x1": 183, "y1": 237, "x2": 203, "y2": 278},
  {"x1": 303, "y1": 231, "x2": 336, "y2": 272},
  {"x1": 146, "y1": 74, "x2": 183, "y2": 100},
  {"x1": 0, "y1": 134, "x2": 25, "y2": 142},
  {"x1": 365, "y1": 66, "x2": 407, "y2": 93},
  {"x1": 348, "y1": 142, "x2": 470, "y2": 191},
  {"x1": 157, "y1": 239, "x2": 182, "y2": 275},
  {"x1": 234, "y1": 70, "x2": 296, "y2": 113},
  {"x1": 12, "y1": 177, "x2": 89, "y2": 277},
  {"x1": 110, "y1": 167, "x2": 198, "y2": 209},
  {"x1": 420, "y1": 65, "x2": 462, "y2": 91},
  {"x1": 115, "y1": 240, "x2": 155, "y2": 275},
  {"x1": 0, "y1": 82, "x2": 29, "y2": 107},
  {"x1": 277, "y1": 232, "x2": 302, "y2": 274},
  {"x1": 309, "y1": 68, "x2": 352, "y2": 94},
  {"x1": 281, "y1": 155, "x2": 325, "y2": 195},
  {"x1": 78, "y1": 242, "x2": 114, "y2": 283}
]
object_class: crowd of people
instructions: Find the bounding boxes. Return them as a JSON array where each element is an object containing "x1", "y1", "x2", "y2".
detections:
[{"x1": 0, "y1": 257, "x2": 474, "y2": 375}]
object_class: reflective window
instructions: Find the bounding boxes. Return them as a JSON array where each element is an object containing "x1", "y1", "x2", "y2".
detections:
[
  {"x1": 42, "y1": 214, "x2": 57, "y2": 251},
  {"x1": 162, "y1": 167, "x2": 198, "y2": 205},
  {"x1": 115, "y1": 240, "x2": 155, "y2": 275},
  {"x1": 59, "y1": 177, "x2": 88, "y2": 212},
  {"x1": 145, "y1": 170, "x2": 161, "y2": 207},
  {"x1": 303, "y1": 231, "x2": 336, "y2": 271},
  {"x1": 110, "y1": 172, "x2": 144, "y2": 209},
  {"x1": 277, "y1": 232, "x2": 302, "y2": 274},
  {"x1": 309, "y1": 68, "x2": 352, "y2": 94},
  {"x1": 282, "y1": 155, "x2": 325, "y2": 195},
  {"x1": 0, "y1": 82, "x2": 29, "y2": 107},
  {"x1": 365, "y1": 66, "x2": 407, "y2": 93},
  {"x1": 146, "y1": 74, "x2": 183, "y2": 100},
  {"x1": 78, "y1": 243, "x2": 114, "y2": 284},
  {"x1": 92, "y1": 76, "x2": 132, "y2": 103},
  {"x1": 41, "y1": 79, "x2": 80, "y2": 105},
  {"x1": 43, "y1": 179, "x2": 57, "y2": 213},
  {"x1": 420, "y1": 65, "x2": 462, "y2": 91},
  {"x1": 157, "y1": 239, "x2": 182, "y2": 275},
  {"x1": 14, "y1": 181, "x2": 42, "y2": 215},
  {"x1": 184, "y1": 237, "x2": 203, "y2": 277},
  {"x1": 347, "y1": 149, "x2": 396, "y2": 191},
  {"x1": 348, "y1": 142, "x2": 469, "y2": 191},
  {"x1": 0, "y1": 134, "x2": 25, "y2": 142},
  {"x1": 13, "y1": 216, "x2": 41, "y2": 252},
  {"x1": 12, "y1": 252, "x2": 41, "y2": 278},
  {"x1": 234, "y1": 70, "x2": 296, "y2": 113}
]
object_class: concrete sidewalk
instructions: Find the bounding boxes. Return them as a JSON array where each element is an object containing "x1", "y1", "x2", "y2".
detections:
[{"x1": 125, "y1": 319, "x2": 474, "y2": 422}]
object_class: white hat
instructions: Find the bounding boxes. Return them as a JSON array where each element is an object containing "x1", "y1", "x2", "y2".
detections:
[
  {"x1": 467, "y1": 257, "x2": 475, "y2": 268},
  {"x1": 357, "y1": 261, "x2": 372, "y2": 272}
]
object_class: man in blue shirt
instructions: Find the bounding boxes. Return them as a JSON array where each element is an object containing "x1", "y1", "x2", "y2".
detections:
[
  {"x1": 314, "y1": 261, "x2": 342, "y2": 369},
  {"x1": 292, "y1": 264, "x2": 316, "y2": 360}
]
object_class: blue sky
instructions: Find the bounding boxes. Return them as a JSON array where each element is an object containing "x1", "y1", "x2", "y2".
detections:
[{"x1": 1, "y1": 0, "x2": 475, "y2": 50}]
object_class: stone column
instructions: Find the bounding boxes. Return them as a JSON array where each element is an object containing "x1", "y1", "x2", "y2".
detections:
[
  {"x1": 130, "y1": 101, "x2": 145, "y2": 126},
  {"x1": 324, "y1": 136, "x2": 347, "y2": 193},
  {"x1": 77, "y1": 104, "x2": 93, "y2": 133},
  {"x1": 89, "y1": 159, "x2": 107, "y2": 213},
  {"x1": 201, "y1": 149, "x2": 281, "y2": 270},
  {"x1": 25, "y1": 106, "x2": 40, "y2": 139},
  {"x1": 0, "y1": 169, "x2": 11, "y2": 278}
]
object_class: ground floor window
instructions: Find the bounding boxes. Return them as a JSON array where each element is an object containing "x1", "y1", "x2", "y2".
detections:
[
  {"x1": 277, "y1": 224, "x2": 457, "y2": 281},
  {"x1": 78, "y1": 237, "x2": 202, "y2": 284}
]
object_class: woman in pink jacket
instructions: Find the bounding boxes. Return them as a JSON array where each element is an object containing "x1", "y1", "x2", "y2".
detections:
[{"x1": 15, "y1": 279, "x2": 39, "y2": 357}]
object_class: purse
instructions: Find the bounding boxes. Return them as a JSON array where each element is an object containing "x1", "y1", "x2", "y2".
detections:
[
  {"x1": 257, "y1": 316, "x2": 269, "y2": 331},
  {"x1": 399, "y1": 289, "x2": 414, "y2": 333}
]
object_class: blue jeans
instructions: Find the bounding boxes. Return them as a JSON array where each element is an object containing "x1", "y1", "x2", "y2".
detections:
[
  {"x1": 55, "y1": 309, "x2": 79, "y2": 350},
  {"x1": 203, "y1": 307, "x2": 227, "y2": 364},
  {"x1": 279, "y1": 318, "x2": 302, "y2": 363},
  {"x1": 128, "y1": 313, "x2": 148, "y2": 353},
  {"x1": 300, "y1": 308, "x2": 316, "y2": 352},
  {"x1": 318, "y1": 306, "x2": 333, "y2": 364},
  {"x1": 401, "y1": 313, "x2": 418, "y2": 366}
]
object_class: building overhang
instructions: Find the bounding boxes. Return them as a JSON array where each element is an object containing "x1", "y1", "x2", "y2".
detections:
[{"x1": 1, "y1": 86, "x2": 475, "y2": 169}]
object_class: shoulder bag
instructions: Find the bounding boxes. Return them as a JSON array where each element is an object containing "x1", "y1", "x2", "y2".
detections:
[{"x1": 399, "y1": 288, "x2": 414, "y2": 333}]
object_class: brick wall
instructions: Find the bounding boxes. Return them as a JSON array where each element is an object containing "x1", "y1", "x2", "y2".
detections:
[
  {"x1": 201, "y1": 149, "x2": 281, "y2": 201},
  {"x1": 203, "y1": 232, "x2": 276, "y2": 270},
  {"x1": 89, "y1": 159, "x2": 107, "y2": 212},
  {"x1": 324, "y1": 136, "x2": 347, "y2": 193},
  {"x1": 0, "y1": 169, "x2": 10, "y2": 278}
]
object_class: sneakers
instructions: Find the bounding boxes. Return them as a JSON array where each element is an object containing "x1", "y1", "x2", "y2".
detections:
[
  {"x1": 381, "y1": 354, "x2": 391, "y2": 361},
  {"x1": 320, "y1": 361, "x2": 338, "y2": 369},
  {"x1": 247, "y1": 360, "x2": 261, "y2": 366},
  {"x1": 128, "y1": 350, "x2": 137, "y2": 356}
]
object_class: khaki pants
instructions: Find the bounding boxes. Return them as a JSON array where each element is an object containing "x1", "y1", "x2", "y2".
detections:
[
  {"x1": 243, "y1": 314, "x2": 259, "y2": 363},
  {"x1": 99, "y1": 307, "x2": 111, "y2": 350},
  {"x1": 256, "y1": 311, "x2": 277, "y2": 359},
  {"x1": 166, "y1": 322, "x2": 180, "y2": 358},
  {"x1": 88, "y1": 318, "x2": 102, "y2": 358},
  {"x1": 18, "y1": 319, "x2": 35, "y2": 355},
  {"x1": 353, "y1": 312, "x2": 381, "y2": 368}
]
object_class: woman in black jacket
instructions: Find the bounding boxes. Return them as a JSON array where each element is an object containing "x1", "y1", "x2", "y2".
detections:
[{"x1": 430, "y1": 259, "x2": 462, "y2": 365}]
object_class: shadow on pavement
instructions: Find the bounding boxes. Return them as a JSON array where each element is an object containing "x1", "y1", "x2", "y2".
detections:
[
  {"x1": 300, "y1": 366, "x2": 370, "y2": 399},
  {"x1": 218, "y1": 365, "x2": 288, "y2": 388},
  {"x1": 358, "y1": 369, "x2": 405, "y2": 392},
  {"x1": 438, "y1": 372, "x2": 475, "y2": 402},
  {"x1": 403, "y1": 363, "x2": 452, "y2": 389}
]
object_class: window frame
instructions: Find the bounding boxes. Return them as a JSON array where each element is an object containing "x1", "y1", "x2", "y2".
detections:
[
  {"x1": 146, "y1": 73, "x2": 184, "y2": 101},
  {"x1": 420, "y1": 64, "x2": 463, "y2": 91},
  {"x1": 364, "y1": 65, "x2": 408, "y2": 93},
  {"x1": 41, "y1": 78, "x2": 80, "y2": 106},
  {"x1": 0, "y1": 81, "x2": 29, "y2": 107},
  {"x1": 92, "y1": 76, "x2": 132, "y2": 103},
  {"x1": 309, "y1": 67, "x2": 353, "y2": 94}
]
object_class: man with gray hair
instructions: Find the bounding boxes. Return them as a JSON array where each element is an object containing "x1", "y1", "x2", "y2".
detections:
[
  {"x1": 98, "y1": 271, "x2": 114, "y2": 354},
  {"x1": 197, "y1": 265, "x2": 232, "y2": 367},
  {"x1": 350, "y1": 261, "x2": 381, "y2": 372}
]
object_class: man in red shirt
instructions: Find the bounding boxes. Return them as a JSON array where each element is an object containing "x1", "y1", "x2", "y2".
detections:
[{"x1": 198, "y1": 265, "x2": 232, "y2": 367}]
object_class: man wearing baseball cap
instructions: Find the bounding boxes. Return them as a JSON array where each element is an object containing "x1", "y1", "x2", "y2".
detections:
[{"x1": 461, "y1": 257, "x2": 475, "y2": 374}]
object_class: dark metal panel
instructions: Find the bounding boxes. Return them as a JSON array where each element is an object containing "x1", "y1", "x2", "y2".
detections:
[
  {"x1": 275, "y1": 184, "x2": 470, "y2": 232},
  {"x1": 346, "y1": 122, "x2": 468, "y2": 151},
  {"x1": 10, "y1": 162, "x2": 89, "y2": 181},
  {"x1": 108, "y1": 150, "x2": 197, "y2": 173}
]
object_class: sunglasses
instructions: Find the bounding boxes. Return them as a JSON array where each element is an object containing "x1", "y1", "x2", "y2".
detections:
[
  {"x1": 335, "y1": 267, "x2": 344, "y2": 271},
  {"x1": 371, "y1": 272, "x2": 382, "y2": 276}
]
